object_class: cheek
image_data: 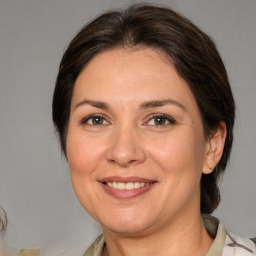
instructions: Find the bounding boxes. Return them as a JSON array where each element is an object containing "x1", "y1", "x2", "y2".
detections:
[
  {"x1": 66, "y1": 130, "x2": 105, "y2": 177},
  {"x1": 146, "y1": 130, "x2": 206, "y2": 184},
  {"x1": 66, "y1": 131, "x2": 105, "y2": 214}
]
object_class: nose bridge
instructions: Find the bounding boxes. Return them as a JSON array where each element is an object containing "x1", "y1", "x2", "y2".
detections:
[{"x1": 107, "y1": 120, "x2": 145, "y2": 166}]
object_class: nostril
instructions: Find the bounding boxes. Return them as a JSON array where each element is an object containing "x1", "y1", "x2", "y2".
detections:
[{"x1": 106, "y1": 136, "x2": 146, "y2": 166}]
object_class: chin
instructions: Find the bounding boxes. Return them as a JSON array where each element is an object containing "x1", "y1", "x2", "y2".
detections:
[
  {"x1": 103, "y1": 222, "x2": 151, "y2": 235},
  {"x1": 98, "y1": 211, "x2": 156, "y2": 235}
]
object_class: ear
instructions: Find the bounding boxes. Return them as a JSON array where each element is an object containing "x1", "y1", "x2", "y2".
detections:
[{"x1": 203, "y1": 122, "x2": 227, "y2": 174}]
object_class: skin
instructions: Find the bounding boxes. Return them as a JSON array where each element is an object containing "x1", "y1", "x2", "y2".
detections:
[{"x1": 66, "y1": 47, "x2": 226, "y2": 256}]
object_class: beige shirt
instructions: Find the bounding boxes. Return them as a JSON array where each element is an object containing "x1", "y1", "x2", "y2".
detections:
[
  {"x1": 82, "y1": 215, "x2": 256, "y2": 256},
  {"x1": 15, "y1": 215, "x2": 255, "y2": 255}
]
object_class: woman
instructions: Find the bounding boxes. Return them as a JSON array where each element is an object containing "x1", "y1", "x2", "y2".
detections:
[{"x1": 52, "y1": 3, "x2": 255, "y2": 256}]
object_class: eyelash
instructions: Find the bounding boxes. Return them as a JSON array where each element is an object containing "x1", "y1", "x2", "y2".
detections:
[
  {"x1": 80, "y1": 114, "x2": 109, "y2": 126},
  {"x1": 80, "y1": 113, "x2": 176, "y2": 127},
  {"x1": 145, "y1": 114, "x2": 176, "y2": 126}
]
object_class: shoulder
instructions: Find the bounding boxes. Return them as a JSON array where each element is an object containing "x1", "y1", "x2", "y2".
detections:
[
  {"x1": 203, "y1": 214, "x2": 256, "y2": 256},
  {"x1": 18, "y1": 249, "x2": 40, "y2": 256},
  {"x1": 82, "y1": 234, "x2": 105, "y2": 256},
  {"x1": 223, "y1": 232, "x2": 256, "y2": 256}
]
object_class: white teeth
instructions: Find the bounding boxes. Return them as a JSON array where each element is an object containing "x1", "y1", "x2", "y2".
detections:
[
  {"x1": 117, "y1": 182, "x2": 126, "y2": 189},
  {"x1": 107, "y1": 182, "x2": 113, "y2": 187},
  {"x1": 125, "y1": 182, "x2": 134, "y2": 190},
  {"x1": 134, "y1": 182, "x2": 141, "y2": 189},
  {"x1": 106, "y1": 181, "x2": 150, "y2": 190}
]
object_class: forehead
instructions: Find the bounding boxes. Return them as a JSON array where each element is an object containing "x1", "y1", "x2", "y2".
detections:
[{"x1": 72, "y1": 47, "x2": 197, "y2": 110}]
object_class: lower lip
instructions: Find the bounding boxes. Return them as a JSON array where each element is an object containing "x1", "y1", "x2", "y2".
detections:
[{"x1": 99, "y1": 182, "x2": 156, "y2": 199}]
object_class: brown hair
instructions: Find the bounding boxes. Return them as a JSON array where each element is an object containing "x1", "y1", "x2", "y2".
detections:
[{"x1": 52, "y1": 3, "x2": 235, "y2": 214}]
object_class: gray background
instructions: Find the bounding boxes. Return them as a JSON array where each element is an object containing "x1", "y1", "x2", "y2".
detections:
[{"x1": 0, "y1": 0, "x2": 255, "y2": 255}]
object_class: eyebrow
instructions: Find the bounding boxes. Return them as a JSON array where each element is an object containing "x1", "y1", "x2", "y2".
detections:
[
  {"x1": 140, "y1": 99, "x2": 186, "y2": 111},
  {"x1": 74, "y1": 99, "x2": 110, "y2": 109},
  {"x1": 74, "y1": 98, "x2": 186, "y2": 111}
]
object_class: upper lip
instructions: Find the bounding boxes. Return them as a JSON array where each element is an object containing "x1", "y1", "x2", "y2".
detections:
[{"x1": 98, "y1": 176, "x2": 156, "y2": 183}]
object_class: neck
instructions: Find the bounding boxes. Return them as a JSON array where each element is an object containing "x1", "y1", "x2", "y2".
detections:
[{"x1": 102, "y1": 213, "x2": 213, "y2": 256}]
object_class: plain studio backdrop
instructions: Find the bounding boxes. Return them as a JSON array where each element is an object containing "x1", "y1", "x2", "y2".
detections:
[{"x1": 0, "y1": 0, "x2": 255, "y2": 255}]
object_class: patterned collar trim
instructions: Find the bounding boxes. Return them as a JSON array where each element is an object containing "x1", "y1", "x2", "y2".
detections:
[{"x1": 203, "y1": 214, "x2": 226, "y2": 256}]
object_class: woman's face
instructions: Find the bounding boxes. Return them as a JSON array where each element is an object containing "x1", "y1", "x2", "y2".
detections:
[{"x1": 66, "y1": 47, "x2": 215, "y2": 235}]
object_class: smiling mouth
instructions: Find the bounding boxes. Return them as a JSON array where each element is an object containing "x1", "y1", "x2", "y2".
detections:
[
  {"x1": 103, "y1": 181, "x2": 151, "y2": 190},
  {"x1": 99, "y1": 177, "x2": 156, "y2": 199}
]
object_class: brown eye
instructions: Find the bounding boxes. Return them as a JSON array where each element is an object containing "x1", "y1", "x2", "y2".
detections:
[
  {"x1": 146, "y1": 114, "x2": 176, "y2": 126},
  {"x1": 154, "y1": 117, "x2": 167, "y2": 125},
  {"x1": 91, "y1": 116, "x2": 104, "y2": 125},
  {"x1": 81, "y1": 115, "x2": 109, "y2": 126}
]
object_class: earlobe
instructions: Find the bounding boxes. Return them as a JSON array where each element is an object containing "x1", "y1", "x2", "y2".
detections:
[{"x1": 203, "y1": 122, "x2": 227, "y2": 174}]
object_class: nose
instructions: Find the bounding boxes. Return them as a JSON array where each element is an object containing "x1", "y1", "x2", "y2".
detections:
[{"x1": 106, "y1": 125, "x2": 146, "y2": 167}]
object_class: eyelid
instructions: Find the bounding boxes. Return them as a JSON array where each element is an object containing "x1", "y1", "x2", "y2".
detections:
[
  {"x1": 79, "y1": 113, "x2": 176, "y2": 126},
  {"x1": 80, "y1": 113, "x2": 110, "y2": 125},
  {"x1": 144, "y1": 113, "x2": 176, "y2": 126}
]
